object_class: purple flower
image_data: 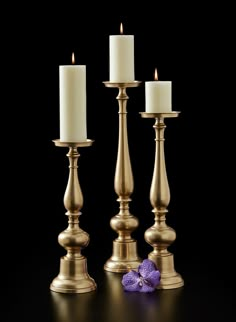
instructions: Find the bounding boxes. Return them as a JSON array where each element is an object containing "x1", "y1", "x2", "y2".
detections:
[{"x1": 122, "y1": 259, "x2": 161, "y2": 293}]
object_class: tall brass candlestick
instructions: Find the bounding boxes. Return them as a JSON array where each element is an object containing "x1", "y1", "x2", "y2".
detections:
[
  {"x1": 140, "y1": 112, "x2": 184, "y2": 289},
  {"x1": 103, "y1": 81, "x2": 142, "y2": 273},
  {"x1": 50, "y1": 139, "x2": 96, "y2": 293}
]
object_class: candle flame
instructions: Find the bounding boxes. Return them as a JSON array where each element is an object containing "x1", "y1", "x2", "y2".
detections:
[
  {"x1": 120, "y1": 22, "x2": 123, "y2": 35},
  {"x1": 154, "y1": 68, "x2": 158, "y2": 81},
  {"x1": 72, "y1": 52, "x2": 75, "y2": 64}
]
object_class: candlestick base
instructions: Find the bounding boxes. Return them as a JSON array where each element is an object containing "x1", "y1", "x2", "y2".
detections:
[
  {"x1": 104, "y1": 240, "x2": 141, "y2": 273},
  {"x1": 50, "y1": 256, "x2": 96, "y2": 294},
  {"x1": 148, "y1": 252, "x2": 184, "y2": 289}
]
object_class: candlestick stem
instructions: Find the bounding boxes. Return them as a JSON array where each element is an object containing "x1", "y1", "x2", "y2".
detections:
[
  {"x1": 103, "y1": 81, "x2": 142, "y2": 273},
  {"x1": 50, "y1": 140, "x2": 96, "y2": 293},
  {"x1": 141, "y1": 112, "x2": 184, "y2": 289}
]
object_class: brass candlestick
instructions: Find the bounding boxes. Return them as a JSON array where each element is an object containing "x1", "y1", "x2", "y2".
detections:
[
  {"x1": 140, "y1": 112, "x2": 184, "y2": 289},
  {"x1": 103, "y1": 81, "x2": 142, "y2": 273},
  {"x1": 50, "y1": 139, "x2": 97, "y2": 294}
]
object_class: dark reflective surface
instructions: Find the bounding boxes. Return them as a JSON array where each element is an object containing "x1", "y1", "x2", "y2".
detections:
[
  {"x1": 1, "y1": 255, "x2": 233, "y2": 322},
  {"x1": 103, "y1": 273, "x2": 183, "y2": 322},
  {"x1": 51, "y1": 291, "x2": 97, "y2": 322},
  {"x1": 50, "y1": 272, "x2": 184, "y2": 322}
]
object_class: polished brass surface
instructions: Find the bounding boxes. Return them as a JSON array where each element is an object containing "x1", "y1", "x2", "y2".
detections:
[
  {"x1": 53, "y1": 139, "x2": 94, "y2": 148},
  {"x1": 140, "y1": 112, "x2": 180, "y2": 119},
  {"x1": 140, "y1": 112, "x2": 184, "y2": 289},
  {"x1": 103, "y1": 81, "x2": 142, "y2": 272},
  {"x1": 50, "y1": 140, "x2": 96, "y2": 293},
  {"x1": 103, "y1": 81, "x2": 141, "y2": 88}
]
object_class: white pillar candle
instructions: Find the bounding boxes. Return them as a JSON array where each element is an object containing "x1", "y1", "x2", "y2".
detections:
[
  {"x1": 109, "y1": 23, "x2": 135, "y2": 82},
  {"x1": 59, "y1": 53, "x2": 87, "y2": 142},
  {"x1": 145, "y1": 69, "x2": 172, "y2": 113}
]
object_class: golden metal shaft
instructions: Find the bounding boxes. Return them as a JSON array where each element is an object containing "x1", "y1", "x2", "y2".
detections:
[
  {"x1": 115, "y1": 87, "x2": 134, "y2": 206},
  {"x1": 103, "y1": 82, "x2": 142, "y2": 272},
  {"x1": 141, "y1": 112, "x2": 184, "y2": 289},
  {"x1": 50, "y1": 140, "x2": 96, "y2": 293}
]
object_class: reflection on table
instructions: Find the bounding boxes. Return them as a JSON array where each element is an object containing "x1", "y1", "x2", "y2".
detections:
[{"x1": 51, "y1": 271, "x2": 184, "y2": 322}]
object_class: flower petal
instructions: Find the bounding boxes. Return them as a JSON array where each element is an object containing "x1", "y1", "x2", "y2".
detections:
[
  {"x1": 122, "y1": 270, "x2": 141, "y2": 292},
  {"x1": 146, "y1": 270, "x2": 161, "y2": 288},
  {"x1": 138, "y1": 259, "x2": 157, "y2": 278}
]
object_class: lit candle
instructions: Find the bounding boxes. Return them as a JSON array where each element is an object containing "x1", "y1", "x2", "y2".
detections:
[
  {"x1": 109, "y1": 23, "x2": 135, "y2": 82},
  {"x1": 145, "y1": 69, "x2": 172, "y2": 113},
  {"x1": 59, "y1": 53, "x2": 87, "y2": 142}
]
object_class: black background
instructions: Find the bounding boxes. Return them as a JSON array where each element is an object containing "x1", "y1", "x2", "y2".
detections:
[{"x1": 2, "y1": 3, "x2": 234, "y2": 322}]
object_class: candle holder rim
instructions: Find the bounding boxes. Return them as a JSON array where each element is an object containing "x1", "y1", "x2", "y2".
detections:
[
  {"x1": 103, "y1": 81, "x2": 141, "y2": 88},
  {"x1": 53, "y1": 139, "x2": 94, "y2": 148},
  {"x1": 140, "y1": 111, "x2": 180, "y2": 118}
]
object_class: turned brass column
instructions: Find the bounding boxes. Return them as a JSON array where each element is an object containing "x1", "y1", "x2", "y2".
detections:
[
  {"x1": 103, "y1": 81, "x2": 142, "y2": 273},
  {"x1": 140, "y1": 112, "x2": 184, "y2": 289},
  {"x1": 50, "y1": 140, "x2": 96, "y2": 293}
]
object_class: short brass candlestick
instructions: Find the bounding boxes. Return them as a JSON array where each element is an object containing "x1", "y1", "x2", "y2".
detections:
[
  {"x1": 50, "y1": 139, "x2": 97, "y2": 294},
  {"x1": 103, "y1": 81, "x2": 142, "y2": 273},
  {"x1": 140, "y1": 112, "x2": 184, "y2": 289}
]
